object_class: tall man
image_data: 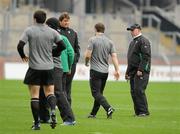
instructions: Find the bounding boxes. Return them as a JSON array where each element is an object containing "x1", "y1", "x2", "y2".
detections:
[
  {"x1": 58, "y1": 12, "x2": 80, "y2": 105},
  {"x1": 17, "y1": 10, "x2": 66, "y2": 130},
  {"x1": 125, "y1": 24, "x2": 151, "y2": 117},
  {"x1": 85, "y1": 23, "x2": 120, "y2": 119}
]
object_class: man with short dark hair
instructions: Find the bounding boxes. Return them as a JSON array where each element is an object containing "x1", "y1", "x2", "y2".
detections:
[
  {"x1": 85, "y1": 22, "x2": 120, "y2": 119},
  {"x1": 17, "y1": 10, "x2": 66, "y2": 130},
  {"x1": 126, "y1": 24, "x2": 151, "y2": 117}
]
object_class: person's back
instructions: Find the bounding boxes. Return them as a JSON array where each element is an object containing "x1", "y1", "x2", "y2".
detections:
[
  {"x1": 21, "y1": 24, "x2": 60, "y2": 70},
  {"x1": 89, "y1": 34, "x2": 115, "y2": 73},
  {"x1": 85, "y1": 23, "x2": 120, "y2": 119}
]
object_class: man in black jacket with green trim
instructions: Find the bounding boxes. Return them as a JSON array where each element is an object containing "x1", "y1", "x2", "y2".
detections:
[
  {"x1": 125, "y1": 24, "x2": 151, "y2": 117},
  {"x1": 58, "y1": 12, "x2": 80, "y2": 106}
]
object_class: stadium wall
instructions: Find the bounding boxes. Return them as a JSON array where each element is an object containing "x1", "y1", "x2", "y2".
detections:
[
  {"x1": 4, "y1": 62, "x2": 180, "y2": 82},
  {"x1": 0, "y1": 57, "x2": 4, "y2": 79}
]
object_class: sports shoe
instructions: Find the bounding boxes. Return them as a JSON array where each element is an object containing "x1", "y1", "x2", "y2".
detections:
[
  {"x1": 87, "y1": 114, "x2": 96, "y2": 118},
  {"x1": 61, "y1": 121, "x2": 76, "y2": 126},
  {"x1": 107, "y1": 107, "x2": 115, "y2": 119},
  {"x1": 31, "y1": 122, "x2": 40, "y2": 130},
  {"x1": 50, "y1": 112, "x2": 57, "y2": 129},
  {"x1": 136, "y1": 113, "x2": 149, "y2": 117}
]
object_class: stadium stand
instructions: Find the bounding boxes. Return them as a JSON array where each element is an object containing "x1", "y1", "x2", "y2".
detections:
[{"x1": 0, "y1": 0, "x2": 180, "y2": 79}]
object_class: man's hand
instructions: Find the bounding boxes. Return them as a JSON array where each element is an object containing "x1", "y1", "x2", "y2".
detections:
[
  {"x1": 84, "y1": 49, "x2": 91, "y2": 67},
  {"x1": 22, "y1": 56, "x2": 29, "y2": 62},
  {"x1": 114, "y1": 71, "x2": 120, "y2": 80},
  {"x1": 85, "y1": 57, "x2": 90, "y2": 67},
  {"x1": 125, "y1": 74, "x2": 130, "y2": 80},
  {"x1": 137, "y1": 70, "x2": 143, "y2": 76},
  {"x1": 85, "y1": 61, "x2": 89, "y2": 67}
]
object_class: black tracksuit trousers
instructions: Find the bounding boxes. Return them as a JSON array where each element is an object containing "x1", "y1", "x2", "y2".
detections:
[
  {"x1": 39, "y1": 67, "x2": 75, "y2": 122},
  {"x1": 89, "y1": 69, "x2": 111, "y2": 115},
  {"x1": 130, "y1": 72, "x2": 150, "y2": 115},
  {"x1": 64, "y1": 63, "x2": 77, "y2": 105}
]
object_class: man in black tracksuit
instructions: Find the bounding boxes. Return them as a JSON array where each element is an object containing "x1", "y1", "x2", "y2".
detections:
[
  {"x1": 125, "y1": 24, "x2": 151, "y2": 117},
  {"x1": 58, "y1": 12, "x2": 80, "y2": 105}
]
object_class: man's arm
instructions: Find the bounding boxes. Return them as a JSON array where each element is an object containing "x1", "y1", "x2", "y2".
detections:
[
  {"x1": 65, "y1": 38, "x2": 74, "y2": 69},
  {"x1": 138, "y1": 39, "x2": 151, "y2": 74},
  {"x1": 125, "y1": 66, "x2": 130, "y2": 81},
  {"x1": 74, "y1": 32, "x2": 80, "y2": 63},
  {"x1": 84, "y1": 49, "x2": 92, "y2": 66},
  {"x1": 17, "y1": 41, "x2": 29, "y2": 62},
  {"x1": 111, "y1": 53, "x2": 120, "y2": 80},
  {"x1": 53, "y1": 40, "x2": 66, "y2": 57}
]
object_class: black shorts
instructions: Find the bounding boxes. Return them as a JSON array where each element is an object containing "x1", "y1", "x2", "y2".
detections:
[{"x1": 24, "y1": 67, "x2": 55, "y2": 85}]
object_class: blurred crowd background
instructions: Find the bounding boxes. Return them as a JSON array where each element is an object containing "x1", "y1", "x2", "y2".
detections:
[{"x1": 0, "y1": 0, "x2": 180, "y2": 79}]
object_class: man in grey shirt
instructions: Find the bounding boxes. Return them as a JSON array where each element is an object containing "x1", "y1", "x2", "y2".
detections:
[
  {"x1": 84, "y1": 22, "x2": 120, "y2": 119},
  {"x1": 17, "y1": 10, "x2": 66, "y2": 130}
]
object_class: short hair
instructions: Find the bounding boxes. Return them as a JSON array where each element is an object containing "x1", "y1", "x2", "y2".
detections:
[
  {"x1": 95, "y1": 23, "x2": 105, "y2": 33},
  {"x1": 33, "y1": 10, "x2": 46, "y2": 24},
  {"x1": 59, "y1": 12, "x2": 70, "y2": 21}
]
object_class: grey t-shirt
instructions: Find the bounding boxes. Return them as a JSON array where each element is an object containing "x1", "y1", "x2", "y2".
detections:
[
  {"x1": 53, "y1": 37, "x2": 63, "y2": 69},
  {"x1": 87, "y1": 34, "x2": 116, "y2": 73},
  {"x1": 20, "y1": 24, "x2": 61, "y2": 70}
]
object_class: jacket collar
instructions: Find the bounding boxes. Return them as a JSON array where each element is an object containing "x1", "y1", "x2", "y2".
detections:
[{"x1": 133, "y1": 33, "x2": 142, "y2": 39}]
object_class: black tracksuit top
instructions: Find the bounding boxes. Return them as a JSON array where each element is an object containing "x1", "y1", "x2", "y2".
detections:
[
  {"x1": 58, "y1": 27, "x2": 80, "y2": 63},
  {"x1": 126, "y1": 35, "x2": 151, "y2": 75}
]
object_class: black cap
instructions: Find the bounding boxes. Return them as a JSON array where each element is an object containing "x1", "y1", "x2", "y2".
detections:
[
  {"x1": 46, "y1": 17, "x2": 60, "y2": 31},
  {"x1": 127, "y1": 24, "x2": 141, "y2": 31}
]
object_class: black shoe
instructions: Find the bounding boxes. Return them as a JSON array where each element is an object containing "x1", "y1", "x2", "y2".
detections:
[
  {"x1": 31, "y1": 122, "x2": 40, "y2": 130},
  {"x1": 50, "y1": 113, "x2": 57, "y2": 129},
  {"x1": 107, "y1": 107, "x2": 115, "y2": 119},
  {"x1": 87, "y1": 114, "x2": 96, "y2": 118}
]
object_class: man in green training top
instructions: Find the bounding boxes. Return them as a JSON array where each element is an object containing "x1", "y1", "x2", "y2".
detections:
[{"x1": 39, "y1": 17, "x2": 76, "y2": 126}]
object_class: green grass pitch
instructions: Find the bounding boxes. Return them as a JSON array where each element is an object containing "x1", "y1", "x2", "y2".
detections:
[{"x1": 0, "y1": 80, "x2": 180, "y2": 134}]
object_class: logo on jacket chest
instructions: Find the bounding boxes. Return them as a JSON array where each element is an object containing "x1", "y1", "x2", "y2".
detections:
[{"x1": 134, "y1": 40, "x2": 138, "y2": 44}]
